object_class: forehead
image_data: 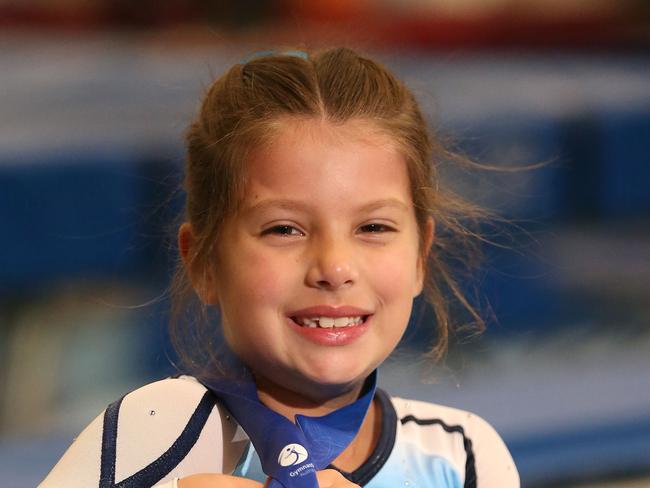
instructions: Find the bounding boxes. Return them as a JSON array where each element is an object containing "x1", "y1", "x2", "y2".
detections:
[{"x1": 242, "y1": 118, "x2": 412, "y2": 208}]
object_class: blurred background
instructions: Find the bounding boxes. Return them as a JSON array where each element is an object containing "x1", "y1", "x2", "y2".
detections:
[{"x1": 1, "y1": 1, "x2": 649, "y2": 486}]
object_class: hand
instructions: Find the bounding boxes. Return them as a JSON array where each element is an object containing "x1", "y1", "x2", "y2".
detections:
[
  {"x1": 316, "y1": 469, "x2": 361, "y2": 488},
  {"x1": 177, "y1": 470, "x2": 359, "y2": 488},
  {"x1": 178, "y1": 473, "x2": 264, "y2": 487}
]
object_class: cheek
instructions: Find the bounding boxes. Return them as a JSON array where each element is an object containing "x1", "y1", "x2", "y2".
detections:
[
  {"x1": 218, "y1": 244, "x2": 295, "y2": 315},
  {"x1": 368, "y1": 245, "x2": 421, "y2": 298},
  {"x1": 252, "y1": 251, "x2": 294, "y2": 297}
]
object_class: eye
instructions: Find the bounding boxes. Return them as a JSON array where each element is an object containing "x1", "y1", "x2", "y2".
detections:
[
  {"x1": 358, "y1": 223, "x2": 396, "y2": 233},
  {"x1": 262, "y1": 225, "x2": 303, "y2": 237}
]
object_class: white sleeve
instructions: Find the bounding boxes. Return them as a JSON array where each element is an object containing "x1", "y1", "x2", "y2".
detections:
[
  {"x1": 39, "y1": 376, "x2": 249, "y2": 488},
  {"x1": 38, "y1": 408, "x2": 105, "y2": 487},
  {"x1": 467, "y1": 412, "x2": 520, "y2": 488},
  {"x1": 392, "y1": 396, "x2": 519, "y2": 488}
]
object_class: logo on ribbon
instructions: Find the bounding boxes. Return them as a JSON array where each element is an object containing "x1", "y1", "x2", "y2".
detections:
[{"x1": 278, "y1": 443, "x2": 308, "y2": 467}]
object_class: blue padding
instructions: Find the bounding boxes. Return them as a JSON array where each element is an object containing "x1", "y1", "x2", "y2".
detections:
[
  {"x1": 449, "y1": 115, "x2": 565, "y2": 222},
  {"x1": 510, "y1": 416, "x2": 650, "y2": 485},
  {"x1": 0, "y1": 152, "x2": 177, "y2": 291},
  {"x1": 599, "y1": 109, "x2": 650, "y2": 217},
  {"x1": 479, "y1": 242, "x2": 565, "y2": 334}
]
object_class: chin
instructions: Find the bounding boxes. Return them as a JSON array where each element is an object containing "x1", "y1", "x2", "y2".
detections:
[{"x1": 296, "y1": 360, "x2": 375, "y2": 393}]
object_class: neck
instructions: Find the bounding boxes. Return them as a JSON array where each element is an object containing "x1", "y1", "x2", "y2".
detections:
[{"x1": 254, "y1": 374, "x2": 364, "y2": 420}]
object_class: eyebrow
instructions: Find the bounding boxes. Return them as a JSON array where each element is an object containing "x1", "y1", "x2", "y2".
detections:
[{"x1": 244, "y1": 198, "x2": 410, "y2": 214}]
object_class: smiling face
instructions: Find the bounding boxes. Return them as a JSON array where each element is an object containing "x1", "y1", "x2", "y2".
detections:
[{"x1": 202, "y1": 118, "x2": 431, "y2": 401}]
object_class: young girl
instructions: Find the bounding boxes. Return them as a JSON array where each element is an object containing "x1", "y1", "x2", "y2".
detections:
[{"x1": 40, "y1": 47, "x2": 519, "y2": 488}]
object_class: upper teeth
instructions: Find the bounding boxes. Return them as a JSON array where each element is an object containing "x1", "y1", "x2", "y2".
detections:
[{"x1": 295, "y1": 316, "x2": 364, "y2": 328}]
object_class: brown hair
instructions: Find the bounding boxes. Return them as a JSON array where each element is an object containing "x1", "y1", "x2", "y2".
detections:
[{"x1": 171, "y1": 47, "x2": 490, "y2": 378}]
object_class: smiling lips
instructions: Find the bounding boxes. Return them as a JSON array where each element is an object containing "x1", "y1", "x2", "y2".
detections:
[
  {"x1": 288, "y1": 306, "x2": 372, "y2": 345},
  {"x1": 289, "y1": 305, "x2": 372, "y2": 328},
  {"x1": 293, "y1": 316, "x2": 365, "y2": 328}
]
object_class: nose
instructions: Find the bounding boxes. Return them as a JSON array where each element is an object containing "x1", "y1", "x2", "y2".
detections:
[{"x1": 305, "y1": 235, "x2": 358, "y2": 291}]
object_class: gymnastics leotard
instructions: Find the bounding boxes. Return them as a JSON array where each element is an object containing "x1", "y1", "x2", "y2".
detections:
[{"x1": 40, "y1": 375, "x2": 519, "y2": 488}]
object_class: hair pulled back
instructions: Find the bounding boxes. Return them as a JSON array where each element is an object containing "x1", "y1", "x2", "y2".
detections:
[{"x1": 172, "y1": 47, "x2": 487, "y2": 378}]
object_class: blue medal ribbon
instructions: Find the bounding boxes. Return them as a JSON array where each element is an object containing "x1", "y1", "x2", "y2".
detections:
[{"x1": 204, "y1": 370, "x2": 377, "y2": 488}]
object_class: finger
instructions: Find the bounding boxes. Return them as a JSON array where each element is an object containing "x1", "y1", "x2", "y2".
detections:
[
  {"x1": 316, "y1": 469, "x2": 360, "y2": 487},
  {"x1": 316, "y1": 469, "x2": 337, "y2": 487}
]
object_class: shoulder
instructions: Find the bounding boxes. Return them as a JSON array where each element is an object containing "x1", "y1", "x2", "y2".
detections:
[
  {"x1": 389, "y1": 395, "x2": 519, "y2": 488},
  {"x1": 391, "y1": 395, "x2": 502, "y2": 442},
  {"x1": 40, "y1": 376, "x2": 249, "y2": 488}
]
